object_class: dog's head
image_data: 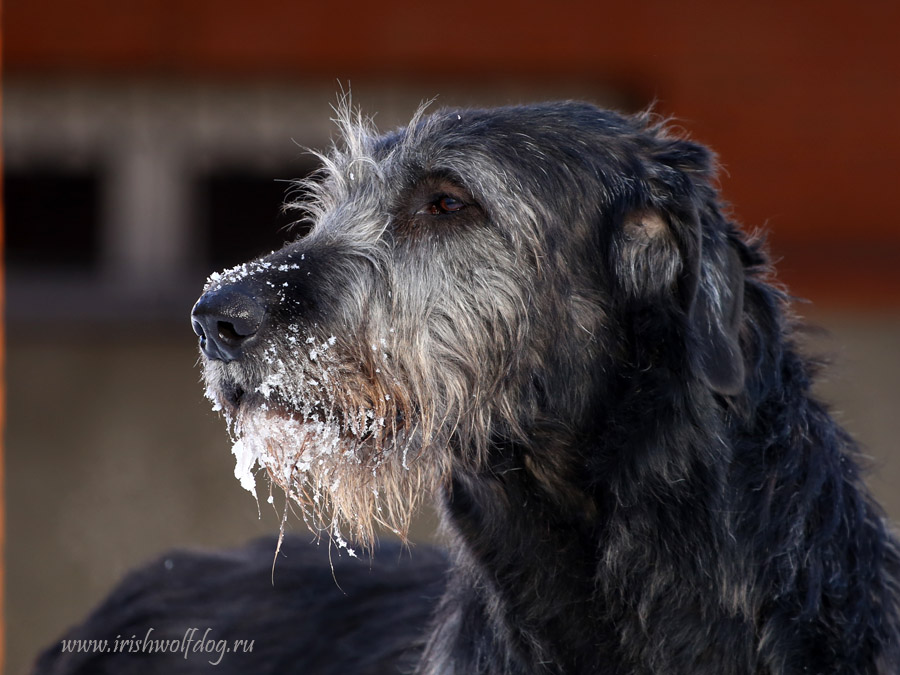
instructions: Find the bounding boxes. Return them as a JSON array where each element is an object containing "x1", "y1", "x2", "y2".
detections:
[{"x1": 192, "y1": 101, "x2": 747, "y2": 545}]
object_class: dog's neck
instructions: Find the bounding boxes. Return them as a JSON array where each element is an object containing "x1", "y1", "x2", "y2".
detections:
[
  {"x1": 418, "y1": 354, "x2": 762, "y2": 673},
  {"x1": 421, "y1": 459, "x2": 601, "y2": 674}
]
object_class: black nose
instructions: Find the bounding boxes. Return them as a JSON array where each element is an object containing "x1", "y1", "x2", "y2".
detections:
[{"x1": 191, "y1": 286, "x2": 266, "y2": 362}]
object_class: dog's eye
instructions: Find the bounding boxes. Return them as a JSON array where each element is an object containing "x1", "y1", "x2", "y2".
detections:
[{"x1": 419, "y1": 195, "x2": 467, "y2": 216}]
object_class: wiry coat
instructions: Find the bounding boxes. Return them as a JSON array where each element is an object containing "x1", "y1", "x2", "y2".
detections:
[{"x1": 35, "y1": 102, "x2": 900, "y2": 674}]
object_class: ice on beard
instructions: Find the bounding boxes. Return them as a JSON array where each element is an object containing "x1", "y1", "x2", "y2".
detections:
[
  {"x1": 226, "y1": 337, "x2": 343, "y2": 500},
  {"x1": 230, "y1": 413, "x2": 343, "y2": 501},
  {"x1": 231, "y1": 437, "x2": 260, "y2": 499},
  {"x1": 206, "y1": 330, "x2": 407, "y2": 546}
]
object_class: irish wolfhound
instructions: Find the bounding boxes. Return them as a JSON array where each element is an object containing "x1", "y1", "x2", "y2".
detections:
[{"x1": 36, "y1": 101, "x2": 900, "y2": 674}]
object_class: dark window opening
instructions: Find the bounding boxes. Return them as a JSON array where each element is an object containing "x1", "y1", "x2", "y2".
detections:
[
  {"x1": 4, "y1": 169, "x2": 101, "y2": 272},
  {"x1": 200, "y1": 164, "x2": 319, "y2": 271}
]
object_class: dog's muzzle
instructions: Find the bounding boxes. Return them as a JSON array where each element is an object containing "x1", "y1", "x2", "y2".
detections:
[{"x1": 191, "y1": 284, "x2": 266, "y2": 362}]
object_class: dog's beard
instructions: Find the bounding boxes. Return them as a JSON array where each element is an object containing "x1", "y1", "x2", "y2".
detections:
[
  {"x1": 229, "y1": 409, "x2": 431, "y2": 552},
  {"x1": 205, "y1": 336, "x2": 433, "y2": 551}
]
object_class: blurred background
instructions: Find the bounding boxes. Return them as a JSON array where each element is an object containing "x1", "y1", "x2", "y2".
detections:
[{"x1": 4, "y1": 1, "x2": 900, "y2": 672}]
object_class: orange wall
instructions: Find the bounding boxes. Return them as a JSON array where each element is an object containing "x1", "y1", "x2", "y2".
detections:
[{"x1": 6, "y1": 0, "x2": 900, "y2": 304}]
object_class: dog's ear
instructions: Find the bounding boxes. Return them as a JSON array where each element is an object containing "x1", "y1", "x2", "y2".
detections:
[
  {"x1": 684, "y1": 233, "x2": 745, "y2": 396},
  {"x1": 615, "y1": 139, "x2": 745, "y2": 395}
]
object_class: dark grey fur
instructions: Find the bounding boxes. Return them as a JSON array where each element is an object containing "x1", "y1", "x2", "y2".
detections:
[{"x1": 35, "y1": 101, "x2": 900, "y2": 674}]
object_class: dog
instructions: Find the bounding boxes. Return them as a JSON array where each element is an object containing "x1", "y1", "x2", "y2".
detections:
[
  {"x1": 35, "y1": 101, "x2": 900, "y2": 674},
  {"x1": 31, "y1": 536, "x2": 447, "y2": 674}
]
